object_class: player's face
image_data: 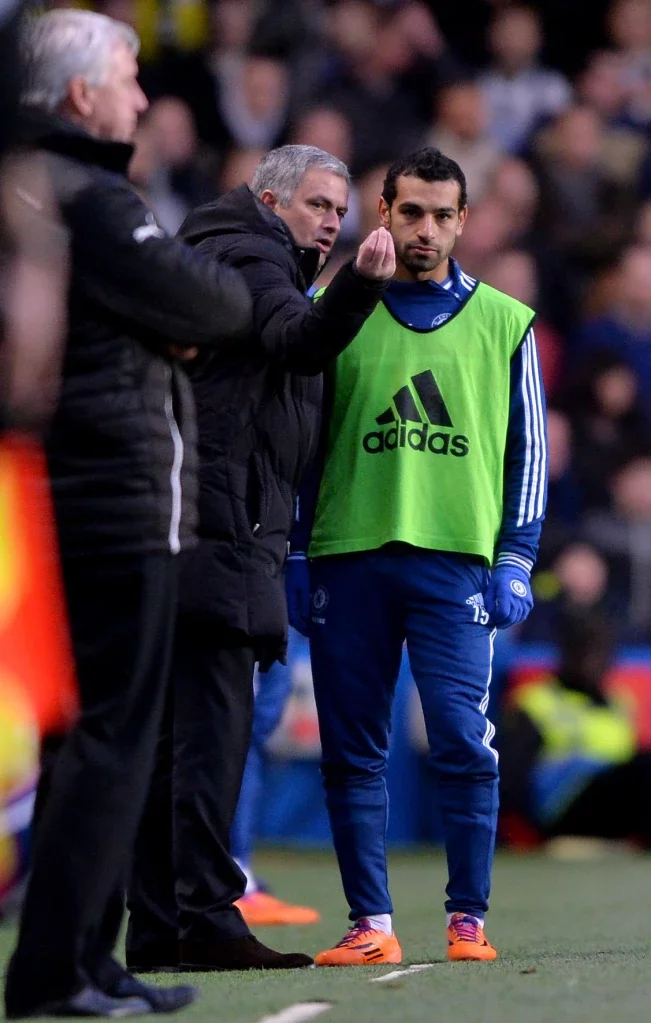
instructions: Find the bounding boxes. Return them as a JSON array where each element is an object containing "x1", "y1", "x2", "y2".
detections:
[
  {"x1": 379, "y1": 176, "x2": 467, "y2": 281},
  {"x1": 272, "y1": 167, "x2": 349, "y2": 266}
]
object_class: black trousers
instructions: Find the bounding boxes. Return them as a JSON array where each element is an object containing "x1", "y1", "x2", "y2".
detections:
[
  {"x1": 549, "y1": 751, "x2": 651, "y2": 844},
  {"x1": 126, "y1": 612, "x2": 256, "y2": 955},
  {"x1": 4, "y1": 552, "x2": 178, "y2": 1016}
]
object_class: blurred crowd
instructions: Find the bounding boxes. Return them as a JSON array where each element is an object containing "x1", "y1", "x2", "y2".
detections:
[{"x1": 65, "y1": 0, "x2": 651, "y2": 649}]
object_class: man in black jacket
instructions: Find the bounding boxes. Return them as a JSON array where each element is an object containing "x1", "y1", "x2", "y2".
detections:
[
  {"x1": 4, "y1": 9, "x2": 252, "y2": 1019},
  {"x1": 126, "y1": 145, "x2": 395, "y2": 972}
]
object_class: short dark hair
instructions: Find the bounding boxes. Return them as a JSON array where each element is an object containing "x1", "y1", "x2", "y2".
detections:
[{"x1": 382, "y1": 148, "x2": 468, "y2": 210}]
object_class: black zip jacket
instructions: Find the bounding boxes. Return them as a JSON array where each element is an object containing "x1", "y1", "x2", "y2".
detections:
[
  {"x1": 22, "y1": 112, "x2": 252, "y2": 558},
  {"x1": 178, "y1": 184, "x2": 387, "y2": 663}
]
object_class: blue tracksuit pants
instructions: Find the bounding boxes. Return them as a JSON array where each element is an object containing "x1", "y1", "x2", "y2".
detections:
[{"x1": 309, "y1": 545, "x2": 499, "y2": 921}]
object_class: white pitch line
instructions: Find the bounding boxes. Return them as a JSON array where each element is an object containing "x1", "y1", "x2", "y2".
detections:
[
  {"x1": 370, "y1": 963, "x2": 436, "y2": 982},
  {"x1": 256, "y1": 1002, "x2": 333, "y2": 1023}
]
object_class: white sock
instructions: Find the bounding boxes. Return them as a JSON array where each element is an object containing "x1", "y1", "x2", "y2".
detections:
[
  {"x1": 234, "y1": 858, "x2": 258, "y2": 895},
  {"x1": 357, "y1": 913, "x2": 392, "y2": 935},
  {"x1": 447, "y1": 912, "x2": 483, "y2": 926}
]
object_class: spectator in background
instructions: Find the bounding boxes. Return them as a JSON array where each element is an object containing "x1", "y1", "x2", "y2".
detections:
[
  {"x1": 525, "y1": 539, "x2": 612, "y2": 638},
  {"x1": 356, "y1": 163, "x2": 391, "y2": 241},
  {"x1": 217, "y1": 54, "x2": 289, "y2": 150},
  {"x1": 499, "y1": 609, "x2": 651, "y2": 847},
  {"x1": 315, "y1": 1, "x2": 427, "y2": 175},
  {"x1": 489, "y1": 157, "x2": 540, "y2": 237},
  {"x1": 561, "y1": 351, "x2": 651, "y2": 512},
  {"x1": 453, "y1": 193, "x2": 515, "y2": 277},
  {"x1": 290, "y1": 106, "x2": 361, "y2": 243},
  {"x1": 576, "y1": 50, "x2": 648, "y2": 198},
  {"x1": 478, "y1": 5, "x2": 571, "y2": 155},
  {"x1": 482, "y1": 249, "x2": 563, "y2": 397},
  {"x1": 379, "y1": 0, "x2": 463, "y2": 124},
  {"x1": 129, "y1": 96, "x2": 212, "y2": 234},
  {"x1": 634, "y1": 197, "x2": 651, "y2": 244},
  {"x1": 577, "y1": 50, "x2": 630, "y2": 128},
  {"x1": 607, "y1": 0, "x2": 651, "y2": 129},
  {"x1": 532, "y1": 411, "x2": 581, "y2": 560},
  {"x1": 426, "y1": 81, "x2": 504, "y2": 203},
  {"x1": 532, "y1": 105, "x2": 631, "y2": 271},
  {"x1": 145, "y1": 0, "x2": 261, "y2": 151},
  {"x1": 291, "y1": 106, "x2": 352, "y2": 165},
  {"x1": 574, "y1": 246, "x2": 651, "y2": 425},
  {"x1": 584, "y1": 457, "x2": 651, "y2": 641},
  {"x1": 485, "y1": 157, "x2": 577, "y2": 335},
  {"x1": 218, "y1": 145, "x2": 266, "y2": 194},
  {"x1": 245, "y1": 0, "x2": 325, "y2": 106}
]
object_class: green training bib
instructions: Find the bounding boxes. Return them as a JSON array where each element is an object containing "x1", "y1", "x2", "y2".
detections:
[{"x1": 309, "y1": 284, "x2": 534, "y2": 562}]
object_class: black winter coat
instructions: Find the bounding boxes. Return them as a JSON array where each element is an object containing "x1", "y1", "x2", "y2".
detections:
[
  {"x1": 178, "y1": 185, "x2": 387, "y2": 662},
  {"x1": 24, "y1": 114, "x2": 252, "y2": 558}
]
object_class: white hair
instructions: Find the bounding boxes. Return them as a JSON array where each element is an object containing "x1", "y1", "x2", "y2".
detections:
[
  {"x1": 251, "y1": 145, "x2": 350, "y2": 206},
  {"x1": 21, "y1": 9, "x2": 140, "y2": 113}
]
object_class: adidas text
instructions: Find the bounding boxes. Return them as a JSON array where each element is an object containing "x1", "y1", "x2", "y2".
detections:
[{"x1": 362, "y1": 423, "x2": 470, "y2": 457}]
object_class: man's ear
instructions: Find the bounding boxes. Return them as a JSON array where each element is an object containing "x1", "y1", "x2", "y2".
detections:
[
  {"x1": 65, "y1": 75, "x2": 95, "y2": 120},
  {"x1": 259, "y1": 189, "x2": 279, "y2": 211},
  {"x1": 456, "y1": 205, "x2": 468, "y2": 236},
  {"x1": 378, "y1": 196, "x2": 391, "y2": 230}
]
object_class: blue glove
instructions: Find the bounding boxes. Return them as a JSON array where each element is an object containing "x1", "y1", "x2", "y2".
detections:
[
  {"x1": 285, "y1": 551, "x2": 311, "y2": 636},
  {"x1": 483, "y1": 563, "x2": 533, "y2": 629}
]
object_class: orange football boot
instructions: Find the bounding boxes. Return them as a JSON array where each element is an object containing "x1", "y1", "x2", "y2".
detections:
[
  {"x1": 447, "y1": 913, "x2": 497, "y2": 961},
  {"x1": 315, "y1": 920, "x2": 402, "y2": 967},
  {"x1": 235, "y1": 891, "x2": 321, "y2": 926}
]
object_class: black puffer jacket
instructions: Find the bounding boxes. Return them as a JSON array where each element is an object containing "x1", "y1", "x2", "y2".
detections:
[
  {"x1": 178, "y1": 185, "x2": 387, "y2": 661},
  {"x1": 24, "y1": 114, "x2": 252, "y2": 558}
]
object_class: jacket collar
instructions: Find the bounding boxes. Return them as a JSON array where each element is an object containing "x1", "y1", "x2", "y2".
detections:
[
  {"x1": 19, "y1": 108, "x2": 134, "y2": 176},
  {"x1": 249, "y1": 189, "x2": 323, "y2": 286}
]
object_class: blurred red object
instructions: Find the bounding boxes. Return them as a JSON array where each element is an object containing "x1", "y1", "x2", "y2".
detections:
[{"x1": 0, "y1": 432, "x2": 77, "y2": 735}]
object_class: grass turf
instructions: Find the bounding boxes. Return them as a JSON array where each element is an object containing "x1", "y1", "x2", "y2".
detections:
[{"x1": 2, "y1": 848, "x2": 651, "y2": 1022}]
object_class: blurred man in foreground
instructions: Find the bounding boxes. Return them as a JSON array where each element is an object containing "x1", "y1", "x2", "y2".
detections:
[{"x1": 4, "y1": 9, "x2": 251, "y2": 1018}]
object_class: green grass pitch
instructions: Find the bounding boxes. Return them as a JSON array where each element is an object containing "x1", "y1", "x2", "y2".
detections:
[{"x1": 2, "y1": 848, "x2": 651, "y2": 1022}]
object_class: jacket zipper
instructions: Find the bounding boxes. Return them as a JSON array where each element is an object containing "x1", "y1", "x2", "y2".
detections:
[{"x1": 164, "y1": 367, "x2": 183, "y2": 555}]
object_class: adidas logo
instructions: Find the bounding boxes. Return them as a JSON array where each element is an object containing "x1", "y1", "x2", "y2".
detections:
[
  {"x1": 363, "y1": 369, "x2": 469, "y2": 457},
  {"x1": 466, "y1": 592, "x2": 489, "y2": 625}
]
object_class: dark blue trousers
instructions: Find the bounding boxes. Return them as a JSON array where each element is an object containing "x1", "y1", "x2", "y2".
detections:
[
  {"x1": 231, "y1": 644, "x2": 294, "y2": 872},
  {"x1": 309, "y1": 545, "x2": 499, "y2": 921}
]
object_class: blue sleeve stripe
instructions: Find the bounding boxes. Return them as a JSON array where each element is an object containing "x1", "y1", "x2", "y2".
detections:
[{"x1": 517, "y1": 329, "x2": 547, "y2": 527}]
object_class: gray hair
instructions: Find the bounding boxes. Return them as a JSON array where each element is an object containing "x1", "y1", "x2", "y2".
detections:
[
  {"x1": 250, "y1": 145, "x2": 350, "y2": 206},
  {"x1": 21, "y1": 9, "x2": 140, "y2": 113}
]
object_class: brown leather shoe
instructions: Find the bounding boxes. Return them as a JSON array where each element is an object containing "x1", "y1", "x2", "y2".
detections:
[{"x1": 178, "y1": 935, "x2": 313, "y2": 971}]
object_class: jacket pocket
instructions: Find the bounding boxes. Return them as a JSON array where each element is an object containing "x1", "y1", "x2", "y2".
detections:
[{"x1": 245, "y1": 452, "x2": 270, "y2": 535}]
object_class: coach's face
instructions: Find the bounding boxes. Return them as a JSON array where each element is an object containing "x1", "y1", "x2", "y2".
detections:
[
  {"x1": 262, "y1": 167, "x2": 349, "y2": 265},
  {"x1": 68, "y1": 41, "x2": 148, "y2": 143},
  {"x1": 379, "y1": 175, "x2": 467, "y2": 281}
]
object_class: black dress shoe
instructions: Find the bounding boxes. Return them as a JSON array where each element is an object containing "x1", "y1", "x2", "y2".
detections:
[
  {"x1": 109, "y1": 975, "x2": 197, "y2": 1015},
  {"x1": 178, "y1": 935, "x2": 314, "y2": 971},
  {"x1": 6, "y1": 984, "x2": 151, "y2": 1018},
  {"x1": 125, "y1": 948, "x2": 179, "y2": 974}
]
